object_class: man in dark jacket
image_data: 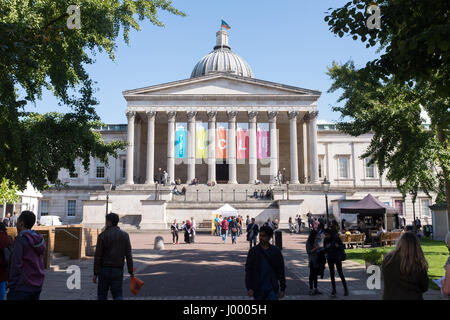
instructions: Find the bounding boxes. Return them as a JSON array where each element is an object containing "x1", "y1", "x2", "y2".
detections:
[
  {"x1": 94, "y1": 213, "x2": 134, "y2": 300},
  {"x1": 245, "y1": 226, "x2": 286, "y2": 300},
  {"x1": 324, "y1": 229, "x2": 348, "y2": 296},
  {"x1": 246, "y1": 218, "x2": 259, "y2": 249},
  {"x1": 7, "y1": 211, "x2": 46, "y2": 300}
]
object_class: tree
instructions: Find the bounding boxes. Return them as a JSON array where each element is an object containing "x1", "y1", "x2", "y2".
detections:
[
  {"x1": 0, "y1": 178, "x2": 20, "y2": 209},
  {"x1": 0, "y1": 0, "x2": 186, "y2": 190},
  {"x1": 325, "y1": 1, "x2": 450, "y2": 220}
]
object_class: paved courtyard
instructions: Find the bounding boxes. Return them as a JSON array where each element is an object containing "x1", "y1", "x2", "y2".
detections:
[{"x1": 39, "y1": 231, "x2": 443, "y2": 300}]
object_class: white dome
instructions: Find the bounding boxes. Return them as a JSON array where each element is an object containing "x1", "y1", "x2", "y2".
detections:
[{"x1": 191, "y1": 30, "x2": 254, "y2": 78}]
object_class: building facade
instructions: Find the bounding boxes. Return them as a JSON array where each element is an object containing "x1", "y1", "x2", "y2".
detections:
[{"x1": 40, "y1": 30, "x2": 434, "y2": 229}]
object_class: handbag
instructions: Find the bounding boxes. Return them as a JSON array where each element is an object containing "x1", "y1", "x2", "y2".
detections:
[{"x1": 231, "y1": 227, "x2": 238, "y2": 233}]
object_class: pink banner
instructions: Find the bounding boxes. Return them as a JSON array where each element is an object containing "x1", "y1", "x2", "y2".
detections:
[
  {"x1": 236, "y1": 128, "x2": 248, "y2": 159},
  {"x1": 257, "y1": 129, "x2": 269, "y2": 159}
]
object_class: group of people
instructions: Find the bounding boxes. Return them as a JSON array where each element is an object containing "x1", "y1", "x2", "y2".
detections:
[
  {"x1": 170, "y1": 217, "x2": 197, "y2": 244},
  {"x1": 250, "y1": 189, "x2": 274, "y2": 200},
  {"x1": 213, "y1": 215, "x2": 245, "y2": 244},
  {"x1": 2, "y1": 212, "x2": 18, "y2": 228}
]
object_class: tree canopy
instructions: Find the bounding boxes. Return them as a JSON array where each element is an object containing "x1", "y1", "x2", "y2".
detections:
[
  {"x1": 325, "y1": 0, "x2": 449, "y2": 214},
  {"x1": 0, "y1": 0, "x2": 186, "y2": 191}
]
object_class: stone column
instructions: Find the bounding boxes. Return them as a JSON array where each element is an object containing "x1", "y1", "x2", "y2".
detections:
[
  {"x1": 288, "y1": 111, "x2": 300, "y2": 184},
  {"x1": 268, "y1": 111, "x2": 279, "y2": 184},
  {"x1": 302, "y1": 116, "x2": 309, "y2": 183},
  {"x1": 145, "y1": 111, "x2": 156, "y2": 184},
  {"x1": 167, "y1": 111, "x2": 176, "y2": 185},
  {"x1": 308, "y1": 111, "x2": 319, "y2": 184},
  {"x1": 227, "y1": 111, "x2": 238, "y2": 184},
  {"x1": 248, "y1": 111, "x2": 258, "y2": 184},
  {"x1": 125, "y1": 111, "x2": 136, "y2": 185},
  {"x1": 207, "y1": 111, "x2": 217, "y2": 184},
  {"x1": 187, "y1": 111, "x2": 197, "y2": 184}
]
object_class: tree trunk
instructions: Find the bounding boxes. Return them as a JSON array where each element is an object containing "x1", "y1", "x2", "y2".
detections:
[{"x1": 436, "y1": 127, "x2": 450, "y2": 227}]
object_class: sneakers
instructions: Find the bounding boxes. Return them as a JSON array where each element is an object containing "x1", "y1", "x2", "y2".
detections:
[{"x1": 314, "y1": 289, "x2": 322, "y2": 295}]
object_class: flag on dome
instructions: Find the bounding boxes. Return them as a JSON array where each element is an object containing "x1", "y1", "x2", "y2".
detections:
[{"x1": 221, "y1": 20, "x2": 231, "y2": 30}]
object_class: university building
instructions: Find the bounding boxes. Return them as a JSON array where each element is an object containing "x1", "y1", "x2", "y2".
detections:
[{"x1": 38, "y1": 30, "x2": 434, "y2": 230}]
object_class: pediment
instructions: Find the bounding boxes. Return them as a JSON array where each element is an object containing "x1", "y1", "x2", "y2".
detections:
[{"x1": 123, "y1": 74, "x2": 320, "y2": 97}]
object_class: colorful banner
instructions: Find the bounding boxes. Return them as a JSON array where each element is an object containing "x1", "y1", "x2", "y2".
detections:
[
  {"x1": 175, "y1": 124, "x2": 187, "y2": 159},
  {"x1": 257, "y1": 124, "x2": 269, "y2": 159},
  {"x1": 196, "y1": 123, "x2": 207, "y2": 159},
  {"x1": 216, "y1": 124, "x2": 227, "y2": 159},
  {"x1": 236, "y1": 127, "x2": 248, "y2": 159}
]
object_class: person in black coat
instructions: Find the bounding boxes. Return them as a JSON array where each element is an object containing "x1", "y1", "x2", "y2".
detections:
[
  {"x1": 246, "y1": 218, "x2": 259, "y2": 249},
  {"x1": 324, "y1": 229, "x2": 349, "y2": 296},
  {"x1": 245, "y1": 226, "x2": 286, "y2": 300}
]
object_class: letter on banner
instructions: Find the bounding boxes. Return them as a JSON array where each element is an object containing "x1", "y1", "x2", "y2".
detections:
[
  {"x1": 175, "y1": 124, "x2": 187, "y2": 159},
  {"x1": 196, "y1": 124, "x2": 207, "y2": 159},
  {"x1": 216, "y1": 125, "x2": 227, "y2": 159},
  {"x1": 257, "y1": 126, "x2": 269, "y2": 159},
  {"x1": 236, "y1": 127, "x2": 248, "y2": 159}
]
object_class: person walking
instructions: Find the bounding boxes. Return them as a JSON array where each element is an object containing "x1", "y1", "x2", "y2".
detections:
[
  {"x1": 221, "y1": 217, "x2": 229, "y2": 244},
  {"x1": 214, "y1": 215, "x2": 221, "y2": 236},
  {"x1": 288, "y1": 217, "x2": 296, "y2": 234},
  {"x1": 323, "y1": 229, "x2": 348, "y2": 296},
  {"x1": 190, "y1": 217, "x2": 196, "y2": 243},
  {"x1": 183, "y1": 220, "x2": 192, "y2": 244},
  {"x1": 306, "y1": 229, "x2": 325, "y2": 296},
  {"x1": 381, "y1": 231, "x2": 428, "y2": 300},
  {"x1": 7, "y1": 211, "x2": 46, "y2": 300},
  {"x1": 171, "y1": 220, "x2": 179, "y2": 244},
  {"x1": 94, "y1": 213, "x2": 133, "y2": 300},
  {"x1": 246, "y1": 215, "x2": 250, "y2": 227},
  {"x1": 9, "y1": 212, "x2": 18, "y2": 228},
  {"x1": 229, "y1": 217, "x2": 238, "y2": 244},
  {"x1": 237, "y1": 216, "x2": 243, "y2": 237},
  {"x1": 296, "y1": 215, "x2": 302, "y2": 233},
  {"x1": 245, "y1": 226, "x2": 286, "y2": 300},
  {"x1": 246, "y1": 218, "x2": 259, "y2": 249},
  {"x1": 0, "y1": 222, "x2": 11, "y2": 300},
  {"x1": 307, "y1": 212, "x2": 313, "y2": 231}
]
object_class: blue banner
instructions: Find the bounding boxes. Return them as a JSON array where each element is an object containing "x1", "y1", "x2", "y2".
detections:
[{"x1": 175, "y1": 124, "x2": 187, "y2": 159}]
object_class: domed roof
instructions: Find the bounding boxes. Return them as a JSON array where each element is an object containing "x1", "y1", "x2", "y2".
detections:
[{"x1": 191, "y1": 30, "x2": 254, "y2": 78}]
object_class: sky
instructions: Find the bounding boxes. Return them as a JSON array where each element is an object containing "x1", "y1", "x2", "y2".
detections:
[{"x1": 24, "y1": 0, "x2": 381, "y2": 124}]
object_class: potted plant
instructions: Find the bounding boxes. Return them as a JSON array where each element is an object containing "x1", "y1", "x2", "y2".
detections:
[{"x1": 363, "y1": 249, "x2": 385, "y2": 269}]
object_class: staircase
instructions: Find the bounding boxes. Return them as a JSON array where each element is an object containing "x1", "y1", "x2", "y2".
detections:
[{"x1": 50, "y1": 252, "x2": 78, "y2": 272}]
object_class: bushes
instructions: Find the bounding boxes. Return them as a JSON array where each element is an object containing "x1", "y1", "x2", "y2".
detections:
[{"x1": 363, "y1": 249, "x2": 385, "y2": 266}]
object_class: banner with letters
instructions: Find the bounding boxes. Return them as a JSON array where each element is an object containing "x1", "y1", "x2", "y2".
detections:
[
  {"x1": 216, "y1": 124, "x2": 227, "y2": 159},
  {"x1": 196, "y1": 123, "x2": 207, "y2": 159},
  {"x1": 236, "y1": 125, "x2": 248, "y2": 159},
  {"x1": 175, "y1": 123, "x2": 187, "y2": 159},
  {"x1": 257, "y1": 123, "x2": 269, "y2": 159}
]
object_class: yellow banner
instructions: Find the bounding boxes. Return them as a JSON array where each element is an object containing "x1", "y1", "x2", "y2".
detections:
[{"x1": 196, "y1": 125, "x2": 207, "y2": 159}]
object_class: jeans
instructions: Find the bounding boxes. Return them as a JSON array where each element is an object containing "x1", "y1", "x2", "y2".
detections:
[
  {"x1": 231, "y1": 232, "x2": 237, "y2": 244},
  {"x1": 222, "y1": 231, "x2": 228, "y2": 243},
  {"x1": 254, "y1": 289, "x2": 278, "y2": 300},
  {"x1": 309, "y1": 267, "x2": 319, "y2": 289},
  {"x1": 328, "y1": 260, "x2": 347, "y2": 290},
  {"x1": 7, "y1": 290, "x2": 41, "y2": 300},
  {"x1": 0, "y1": 281, "x2": 6, "y2": 300},
  {"x1": 97, "y1": 266, "x2": 124, "y2": 300},
  {"x1": 249, "y1": 237, "x2": 257, "y2": 249},
  {"x1": 172, "y1": 231, "x2": 178, "y2": 243}
]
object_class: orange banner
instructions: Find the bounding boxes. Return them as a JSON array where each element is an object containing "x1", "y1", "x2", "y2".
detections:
[{"x1": 216, "y1": 126, "x2": 227, "y2": 159}]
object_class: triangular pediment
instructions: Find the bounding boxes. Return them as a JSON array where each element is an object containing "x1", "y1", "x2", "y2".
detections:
[{"x1": 123, "y1": 73, "x2": 320, "y2": 97}]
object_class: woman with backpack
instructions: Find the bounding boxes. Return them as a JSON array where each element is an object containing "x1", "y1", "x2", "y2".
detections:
[
  {"x1": 0, "y1": 222, "x2": 11, "y2": 300},
  {"x1": 323, "y1": 229, "x2": 349, "y2": 296}
]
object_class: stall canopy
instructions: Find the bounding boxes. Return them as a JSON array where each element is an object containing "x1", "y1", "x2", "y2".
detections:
[
  {"x1": 214, "y1": 204, "x2": 238, "y2": 217},
  {"x1": 340, "y1": 194, "x2": 399, "y2": 216}
]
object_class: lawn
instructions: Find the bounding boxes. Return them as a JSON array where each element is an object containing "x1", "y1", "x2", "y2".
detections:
[{"x1": 345, "y1": 238, "x2": 449, "y2": 290}]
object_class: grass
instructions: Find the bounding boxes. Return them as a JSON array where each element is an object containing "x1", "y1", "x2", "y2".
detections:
[{"x1": 345, "y1": 238, "x2": 449, "y2": 290}]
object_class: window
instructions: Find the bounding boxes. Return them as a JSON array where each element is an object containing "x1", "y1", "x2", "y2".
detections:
[
  {"x1": 318, "y1": 156, "x2": 324, "y2": 178},
  {"x1": 67, "y1": 200, "x2": 76, "y2": 217},
  {"x1": 421, "y1": 199, "x2": 431, "y2": 218},
  {"x1": 121, "y1": 159, "x2": 126, "y2": 178},
  {"x1": 365, "y1": 158, "x2": 375, "y2": 178},
  {"x1": 40, "y1": 200, "x2": 49, "y2": 216},
  {"x1": 394, "y1": 200, "x2": 404, "y2": 215},
  {"x1": 338, "y1": 157, "x2": 349, "y2": 178},
  {"x1": 96, "y1": 159, "x2": 105, "y2": 178}
]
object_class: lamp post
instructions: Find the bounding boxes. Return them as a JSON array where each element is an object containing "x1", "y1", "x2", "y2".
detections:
[
  {"x1": 322, "y1": 176, "x2": 330, "y2": 226},
  {"x1": 103, "y1": 179, "x2": 112, "y2": 216}
]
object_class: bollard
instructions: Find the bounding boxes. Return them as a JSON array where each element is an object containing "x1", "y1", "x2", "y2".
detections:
[{"x1": 154, "y1": 236, "x2": 165, "y2": 250}]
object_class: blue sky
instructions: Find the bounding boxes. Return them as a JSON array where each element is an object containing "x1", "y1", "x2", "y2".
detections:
[{"x1": 24, "y1": 0, "x2": 380, "y2": 124}]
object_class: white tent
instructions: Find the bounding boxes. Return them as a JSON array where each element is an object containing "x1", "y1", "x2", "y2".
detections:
[{"x1": 214, "y1": 204, "x2": 238, "y2": 217}]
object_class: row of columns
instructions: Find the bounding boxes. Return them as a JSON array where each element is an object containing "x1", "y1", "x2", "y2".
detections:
[{"x1": 125, "y1": 110, "x2": 319, "y2": 185}]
